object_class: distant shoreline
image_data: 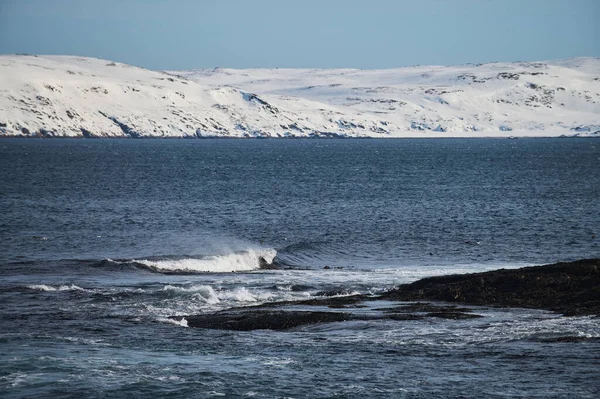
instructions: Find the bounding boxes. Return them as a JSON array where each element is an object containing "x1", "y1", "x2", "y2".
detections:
[
  {"x1": 2, "y1": 55, "x2": 599, "y2": 140},
  {"x1": 1, "y1": 134, "x2": 597, "y2": 140}
]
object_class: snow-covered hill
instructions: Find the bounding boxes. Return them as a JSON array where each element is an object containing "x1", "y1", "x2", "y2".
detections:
[{"x1": 1, "y1": 55, "x2": 599, "y2": 138}]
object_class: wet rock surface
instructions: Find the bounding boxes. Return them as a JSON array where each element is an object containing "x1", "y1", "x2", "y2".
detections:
[
  {"x1": 184, "y1": 310, "x2": 358, "y2": 331},
  {"x1": 376, "y1": 302, "x2": 483, "y2": 320},
  {"x1": 247, "y1": 294, "x2": 369, "y2": 309},
  {"x1": 382, "y1": 258, "x2": 600, "y2": 316},
  {"x1": 180, "y1": 300, "x2": 480, "y2": 331}
]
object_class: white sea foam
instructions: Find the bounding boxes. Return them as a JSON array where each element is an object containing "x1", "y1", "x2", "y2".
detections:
[
  {"x1": 158, "y1": 317, "x2": 189, "y2": 327},
  {"x1": 58, "y1": 336, "x2": 106, "y2": 346},
  {"x1": 1, "y1": 372, "x2": 28, "y2": 388},
  {"x1": 205, "y1": 392, "x2": 226, "y2": 397},
  {"x1": 134, "y1": 248, "x2": 277, "y2": 273},
  {"x1": 163, "y1": 285, "x2": 220, "y2": 304},
  {"x1": 26, "y1": 284, "x2": 87, "y2": 292},
  {"x1": 161, "y1": 285, "x2": 280, "y2": 304},
  {"x1": 220, "y1": 287, "x2": 261, "y2": 303},
  {"x1": 261, "y1": 357, "x2": 297, "y2": 366}
]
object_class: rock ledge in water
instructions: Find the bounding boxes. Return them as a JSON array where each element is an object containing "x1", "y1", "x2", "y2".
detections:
[
  {"x1": 184, "y1": 310, "x2": 356, "y2": 331},
  {"x1": 177, "y1": 259, "x2": 599, "y2": 331},
  {"x1": 180, "y1": 303, "x2": 479, "y2": 331},
  {"x1": 382, "y1": 258, "x2": 600, "y2": 316}
]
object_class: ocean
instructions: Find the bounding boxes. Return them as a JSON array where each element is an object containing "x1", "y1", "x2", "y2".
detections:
[{"x1": 1, "y1": 138, "x2": 599, "y2": 398}]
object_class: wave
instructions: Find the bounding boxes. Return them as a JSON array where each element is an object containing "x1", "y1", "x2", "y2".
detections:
[
  {"x1": 120, "y1": 248, "x2": 278, "y2": 274},
  {"x1": 275, "y1": 239, "x2": 368, "y2": 268}
]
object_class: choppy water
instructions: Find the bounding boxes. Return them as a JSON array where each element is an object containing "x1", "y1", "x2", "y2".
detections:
[{"x1": 1, "y1": 138, "x2": 599, "y2": 398}]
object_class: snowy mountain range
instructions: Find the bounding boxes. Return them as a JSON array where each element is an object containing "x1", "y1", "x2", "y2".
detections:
[{"x1": 1, "y1": 55, "x2": 599, "y2": 138}]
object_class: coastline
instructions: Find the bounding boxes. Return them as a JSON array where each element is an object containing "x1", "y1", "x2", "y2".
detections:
[{"x1": 0, "y1": 133, "x2": 598, "y2": 139}]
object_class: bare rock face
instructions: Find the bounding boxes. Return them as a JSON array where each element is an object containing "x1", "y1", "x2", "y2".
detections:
[{"x1": 382, "y1": 259, "x2": 600, "y2": 316}]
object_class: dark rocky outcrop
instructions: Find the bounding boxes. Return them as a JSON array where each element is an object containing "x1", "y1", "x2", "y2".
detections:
[
  {"x1": 178, "y1": 259, "x2": 599, "y2": 331},
  {"x1": 180, "y1": 300, "x2": 479, "y2": 331},
  {"x1": 98, "y1": 111, "x2": 142, "y2": 138},
  {"x1": 381, "y1": 259, "x2": 600, "y2": 316},
  {"x1": 182, "y1": 303, "x2": 480, "y2": 330},
  {"x1": 184, "y1": 310, "x2": 357, "y2": 331},
  {"x1": 80, "y1": 128, "x2": 94, "y2": 138},
  {"x1": 376, "y1": 302, "x2": 483, "y2": 320},
  {"x1": 258, "y1": 256, "x2": 278, "y2": 270},
  {"x1": 248, "y1": 293, "x2": 369, "y2": 309}
]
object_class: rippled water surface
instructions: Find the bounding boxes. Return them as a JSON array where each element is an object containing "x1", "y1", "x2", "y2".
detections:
[{"x1": 1, "y1": 138, "x2": 599, "y2": 398}]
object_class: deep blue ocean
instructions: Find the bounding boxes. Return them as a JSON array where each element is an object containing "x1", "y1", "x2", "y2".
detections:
[{"x1": 1, "y1": 138, "x2": 599, "y2": 398}]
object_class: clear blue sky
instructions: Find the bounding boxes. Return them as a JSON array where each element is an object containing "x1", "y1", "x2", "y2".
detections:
[{"x1": 0, "y1": 0, "x2": 598, "y2": 70}]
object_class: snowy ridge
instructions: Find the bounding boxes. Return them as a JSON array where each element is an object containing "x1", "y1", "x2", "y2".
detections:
[{"x1": 1, "y1": 55, "x2": 599, "y2": 138}]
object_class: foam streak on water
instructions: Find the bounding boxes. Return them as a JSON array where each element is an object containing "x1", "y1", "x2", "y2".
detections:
[{"x1": 26, "y1": 284, "x2": 88, "y2": 292}]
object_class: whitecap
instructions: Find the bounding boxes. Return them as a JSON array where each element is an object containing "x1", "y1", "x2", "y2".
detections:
[
  {"x1": 222, "y1": 287, "x2": 260, "y2": 302},
  {"x1": 26, "y1": 284, "x2": 87, "y2": 292},
  {"x1": 0, "y1": 372, "x2": 28, "y2": 388},
  {"x1": 133, "y1": 248, "x2": 277, "y2": 273},
  {"x1": 162, "y1": 284, "x2": 220, "y2": 304},
  {"x1": 158, "y1": 317, "x2": 189, "y2": 327},
  {"x1": 262, "y1": 357, "x2": 297, "y2": 366}
]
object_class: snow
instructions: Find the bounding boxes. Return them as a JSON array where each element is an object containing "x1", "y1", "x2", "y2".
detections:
[{"x1": 1, "y1": 55, "x2": 599, "y2": 138}]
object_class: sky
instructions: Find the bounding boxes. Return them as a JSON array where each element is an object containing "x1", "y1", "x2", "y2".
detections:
[{"x1": 0, "y1": 0, "x2": 598, "y2": 70}]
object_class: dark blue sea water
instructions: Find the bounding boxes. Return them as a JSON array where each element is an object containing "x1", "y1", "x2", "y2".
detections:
[{"x1": 1, "y1": 138, "x2": 599, "y2": 398}]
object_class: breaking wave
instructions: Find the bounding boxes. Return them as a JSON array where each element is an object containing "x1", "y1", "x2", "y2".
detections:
[{"x1": 120, "y1": 248, "x2": 277, "y2": 274}]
